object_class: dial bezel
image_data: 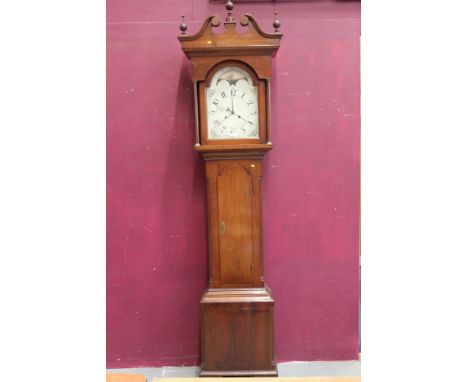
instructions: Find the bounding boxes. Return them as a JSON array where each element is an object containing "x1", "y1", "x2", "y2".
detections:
[{"x1": 198, "y1": 60, "x2": 267, "y2": 146}]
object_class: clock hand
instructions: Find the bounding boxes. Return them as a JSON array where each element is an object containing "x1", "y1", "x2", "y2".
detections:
[
  {"x1": 216, "y1": 105, "x2": 231, "y2": 114},
  {"x1": 233, "y1": 113, "x2": 253, "y2": 125}
]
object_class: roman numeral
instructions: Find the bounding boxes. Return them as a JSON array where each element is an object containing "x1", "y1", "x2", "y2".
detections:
[
  {"x1": 231, "y1": 88, "x2": 236, "y2": 97},
  {"x1": 221, "y1": 91, "x2": 227, "y2": 98},
  {"x1": 213, "y1": 99, "x2": 219, "y2": 105},
  {"x1": 247, "y1": 100, "x2": 253, "y2": 105},
  {"x1": 213, "y1": 120, "x2": 221, "y2": 126}
]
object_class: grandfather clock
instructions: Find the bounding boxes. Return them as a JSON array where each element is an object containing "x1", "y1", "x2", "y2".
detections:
[{"x1": 178, "y1": 1, "x2": 282, "y2": 377}]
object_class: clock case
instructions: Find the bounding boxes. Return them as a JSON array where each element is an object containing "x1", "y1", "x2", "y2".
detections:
[{"x1": 179, "y1": 11, "x2": 282, "y2": 377}]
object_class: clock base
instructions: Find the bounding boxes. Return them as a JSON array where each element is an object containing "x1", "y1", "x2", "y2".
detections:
[
  {"x1": 199, "y1": 368, "x2": 278, "y2": 377},
  {"x1": 200, "y1": 287, "x2": 277, "y2": 377}
]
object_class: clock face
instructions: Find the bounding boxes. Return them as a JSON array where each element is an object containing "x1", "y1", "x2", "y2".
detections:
[{"x1": 206, "y1": 66, "x2": 259, "y2": 140}]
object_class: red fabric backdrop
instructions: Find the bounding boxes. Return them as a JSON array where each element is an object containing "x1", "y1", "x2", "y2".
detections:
[{"x1": 107, "y1": 0, "x2": 360, "y2": 368}]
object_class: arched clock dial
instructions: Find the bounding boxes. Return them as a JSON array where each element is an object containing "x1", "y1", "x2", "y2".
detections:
[{"x1": 206, "y1": 66, "x2": 259, "y2": 140}]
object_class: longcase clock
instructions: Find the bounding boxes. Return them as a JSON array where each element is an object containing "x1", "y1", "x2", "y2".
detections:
[{"x1": 178, "y1": 1, "x2": 282, "y2": 377}]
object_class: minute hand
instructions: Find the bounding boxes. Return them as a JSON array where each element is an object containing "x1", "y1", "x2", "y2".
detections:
[
  {"x1": 231, "y1": 93, "x2": 235, "y2": 114},
  {"x1": 234, "y1": 113, "x2": 253, "y2": 125}
]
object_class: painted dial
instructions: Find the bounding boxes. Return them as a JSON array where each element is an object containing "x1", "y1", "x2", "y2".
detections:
[{"x1": 206, "y1": 66, "x2": 259, "y2": 140}]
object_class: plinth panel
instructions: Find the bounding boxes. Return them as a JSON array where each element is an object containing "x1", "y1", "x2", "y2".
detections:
[{"x1": 200, "y1": 288, "x2": 277, "y2": 377}]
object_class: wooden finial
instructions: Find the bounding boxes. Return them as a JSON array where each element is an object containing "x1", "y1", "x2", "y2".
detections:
[
  {"x1": 179, "y1": 15, "x2": 187, "y2": 35},
  {"x1": 225, "y1": 1, "x2": 234, "y2": 23},
  {"x1": 273, "y1": 11, "x2": 281, "y2": 33}
]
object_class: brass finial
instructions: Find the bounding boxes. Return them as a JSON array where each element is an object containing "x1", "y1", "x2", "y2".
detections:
[
  {"x1": 273, "y1": 11, "x2": 281, "y2": 33},
  {"x1": 179, "y1": 15, "x2": 187, "y2": 35},
  {"x1": 225, "y1": 1, "x2": 234, "y2": 23}
]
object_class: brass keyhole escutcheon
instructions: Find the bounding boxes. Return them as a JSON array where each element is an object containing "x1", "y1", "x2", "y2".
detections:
[{"x1": 220, "y1": 221, "x2": 225, "y2": 235}]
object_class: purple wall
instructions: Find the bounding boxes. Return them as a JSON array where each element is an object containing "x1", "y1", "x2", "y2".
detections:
[{"x1": 107, "y1": 0, "x2": 360, "y2": 368}]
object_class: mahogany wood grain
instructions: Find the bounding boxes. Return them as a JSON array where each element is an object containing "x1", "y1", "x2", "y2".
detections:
[
  {"x1": 205, "y1": 159, "x2": 264, "y2": 288},
  {"x1": 218, "y1": 165, "x2": 253, "y2": 283},
  {"x1": 200, "y1": 288, "x2": 276, "y2": 376}
]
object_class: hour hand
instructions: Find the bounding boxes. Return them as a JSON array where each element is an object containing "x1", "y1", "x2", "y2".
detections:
[{"x1": 216, "y1": 105, "x2": 230, "y2": 113}]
